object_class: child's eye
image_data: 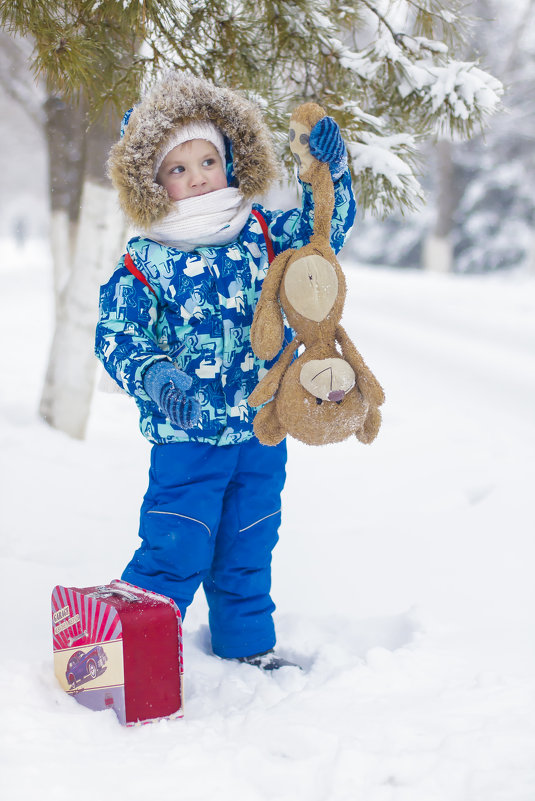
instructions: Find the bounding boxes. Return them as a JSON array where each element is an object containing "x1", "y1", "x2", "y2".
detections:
[
  {"x1": 170, "y1": 165, "x2": 185, "y2": 174},
  {"x1": 203, "y1": 158, "x2": 216, "y2": 167}
]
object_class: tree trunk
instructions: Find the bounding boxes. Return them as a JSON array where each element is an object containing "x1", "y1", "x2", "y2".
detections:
[
  {"x1": 44, "y1": 97, "x2": 86, "y2": 306},
  {"x1": 527, "y1": 233, "x2": 535, "y2": 275},
  {"x1": 39, "y1": 108, "x2": 126, "y2": 439},
  {"x1": 423, "y1": 139, "x2": 454, "y2": 273}
]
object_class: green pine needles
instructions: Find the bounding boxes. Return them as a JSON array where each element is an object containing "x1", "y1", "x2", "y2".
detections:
[{"x1": 1, "y1": 0, "x2": 502, "y2": 216}]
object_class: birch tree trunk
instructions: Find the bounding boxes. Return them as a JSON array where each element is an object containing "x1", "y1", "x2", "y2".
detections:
[
  {"x1": 39, "y1": 110, "x2": 126, "y2": 439},
  {"x1": 423, "y1": 139, "x2": 455, "y2": 273},
  {"x1": 44, "y1": 97, "x2": 85, "y2": 307}
]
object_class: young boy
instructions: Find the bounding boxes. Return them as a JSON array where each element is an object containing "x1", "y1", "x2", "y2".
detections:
[{"x1": 95, "y1": 72, "x2": 356, "y2": 669}]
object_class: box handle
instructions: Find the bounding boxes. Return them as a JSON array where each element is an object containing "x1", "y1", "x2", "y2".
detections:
[{"x1": 87, "y1": 586, "x2": 141, "y2": 603}]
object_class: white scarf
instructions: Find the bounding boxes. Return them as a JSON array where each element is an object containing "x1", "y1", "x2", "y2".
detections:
[{"x1": 143, "y1": 187, "x2": 253, "y2": 251}]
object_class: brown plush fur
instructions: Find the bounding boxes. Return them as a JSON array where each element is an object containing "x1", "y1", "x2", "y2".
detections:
[
  {"x1": 248, "y1": 103, "x2": 385, "y2": 446},
  {"x1": 108, "y1": 72, "x2": 280, "y2": 229}
]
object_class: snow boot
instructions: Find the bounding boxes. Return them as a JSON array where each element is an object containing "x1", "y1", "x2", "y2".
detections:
[{"x1": 237, "y1": 649, "x2": 302, "y2": 671}]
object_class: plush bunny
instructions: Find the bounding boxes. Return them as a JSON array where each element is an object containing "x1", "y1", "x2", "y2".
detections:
[{"x1": 248, "y1": 102, "x2": 384, "y2": 446}]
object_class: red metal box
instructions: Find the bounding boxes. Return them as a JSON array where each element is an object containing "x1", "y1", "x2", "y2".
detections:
[{"x1": 51, "y1": 580, "x2": 183, "y2": 725}]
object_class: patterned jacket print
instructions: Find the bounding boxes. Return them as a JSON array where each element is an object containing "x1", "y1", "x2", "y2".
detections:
[{"x1": 95, "y1": 172, "x2": 356, "y2": 445}]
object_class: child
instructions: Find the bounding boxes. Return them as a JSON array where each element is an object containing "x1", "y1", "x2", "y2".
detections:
[{"x1": 95, "y1": 72, "x2": 356, "y2": 669}]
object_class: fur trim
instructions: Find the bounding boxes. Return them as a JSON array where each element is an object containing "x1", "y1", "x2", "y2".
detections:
[{"x1": 108, "y1": 72, "x2": 280, "y2": 229}]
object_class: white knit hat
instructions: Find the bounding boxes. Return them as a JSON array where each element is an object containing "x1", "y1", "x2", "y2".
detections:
[{"x1": 153, "y1": 121, "x2": 226, "y2": 178}]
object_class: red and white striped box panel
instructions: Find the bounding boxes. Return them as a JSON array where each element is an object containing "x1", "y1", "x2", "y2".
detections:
[{"x1": 51, "y1": 580, "x2": 183, "y2": 725}]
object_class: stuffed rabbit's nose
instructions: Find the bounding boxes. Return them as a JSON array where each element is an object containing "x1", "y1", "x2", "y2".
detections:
[{"x1": 328, "y1": 389, "x2": 345, "y2": 402}]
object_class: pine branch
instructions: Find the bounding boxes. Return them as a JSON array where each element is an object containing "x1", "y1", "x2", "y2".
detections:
[
  {"x1": 0, "y1": 0, "x2": 502, "y2": 216},
  {"x1": 359, "y1": 0, "x2": 402, "y2": 44}
]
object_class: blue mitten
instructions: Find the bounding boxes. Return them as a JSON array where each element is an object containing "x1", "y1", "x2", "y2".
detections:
[
  {"x1": 143, "y1": 361, "x2": 201, "y2": 429},
  {"x1": 309, "y1": 116, "x2": 348, "y2": 181}
]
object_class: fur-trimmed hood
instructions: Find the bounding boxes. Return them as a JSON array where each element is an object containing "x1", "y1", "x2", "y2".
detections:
[{"x1": 108, "y1": 72, "x2": 280, "y2": 229}]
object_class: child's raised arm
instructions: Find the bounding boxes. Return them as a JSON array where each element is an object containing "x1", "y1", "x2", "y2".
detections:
[{"x1": 256, "y1": 118, "x2": 356, "y2": 256}]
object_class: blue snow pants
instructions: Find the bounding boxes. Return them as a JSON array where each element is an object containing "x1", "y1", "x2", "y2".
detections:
[{"x1": 121, "y1": 437, "x2": 287, "y2": 658}]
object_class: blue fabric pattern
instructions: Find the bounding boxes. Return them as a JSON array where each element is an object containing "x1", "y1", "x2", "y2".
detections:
[
  {"x1": 120, "y1": 107, "x2": 134, "y2": 138},
  {"x1": 144, "y1": 361, "x2": 201, "y2": 429},
  {"x1": 144, "y1": 360, "x2": 193, "y2": 395},
  {"x1": 95, "y1": 170, "x2": 356, "y2": 445},
  {"x1": 309, "y1": 116, "x2": 348, "y2": 180}
]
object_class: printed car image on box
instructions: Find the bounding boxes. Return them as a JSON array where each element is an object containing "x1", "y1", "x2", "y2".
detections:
[
  {"x1": 65, "y1": 645, "x2": 108, "y2": 687},
  {"x1": 52, "y1": 581, "x2": 183, "y2": 726}
]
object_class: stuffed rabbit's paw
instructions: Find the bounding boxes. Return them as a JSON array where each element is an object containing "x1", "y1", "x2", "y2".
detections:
[
  {"x1": 250, "y1": 299, "x2": 284, "y2": 361},
  {"x1": 248, "y1": 370, "x2": 280, "y2": 408},
  {"x1": 356, "y1": 370, "x2": 385, "y2": 408},
  {"x1": 356, "y1": 407, "x2": 382, "y2": 444},
  {"x1": 252, "y1": 403, "x2": 287, "y2": 446}
]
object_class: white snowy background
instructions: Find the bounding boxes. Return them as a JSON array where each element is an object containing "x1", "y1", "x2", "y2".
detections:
[{"x1": 1, "y1": 236, "x2": 534, "y2": 801}]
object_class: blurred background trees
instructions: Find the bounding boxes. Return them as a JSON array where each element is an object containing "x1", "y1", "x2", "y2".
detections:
[
  {"x1": 0, "y1": 0, "x2": 506, "y2": 438},
  {"x1": 348, "y1": 0, "x2": 535, "y2": 274}
]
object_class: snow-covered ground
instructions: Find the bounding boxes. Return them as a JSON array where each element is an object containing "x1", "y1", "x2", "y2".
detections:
[{"x1": 1, "y1": 240, "x2": 534, "y2": 801}]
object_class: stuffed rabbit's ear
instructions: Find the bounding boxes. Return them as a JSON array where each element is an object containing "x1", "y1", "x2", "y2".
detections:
[{"x1": 253, "y1": 403, "x2": 287, "y2": 446}]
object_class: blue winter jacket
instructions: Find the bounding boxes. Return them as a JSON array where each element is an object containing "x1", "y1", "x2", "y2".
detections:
[{"x1": 95, "y1": 172, "x2": 356, "y2": 445}]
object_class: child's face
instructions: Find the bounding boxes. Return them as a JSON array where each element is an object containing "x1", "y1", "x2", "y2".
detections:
[{"x1": 156, "y1": 139, "x2": 227, "y2": 201}]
